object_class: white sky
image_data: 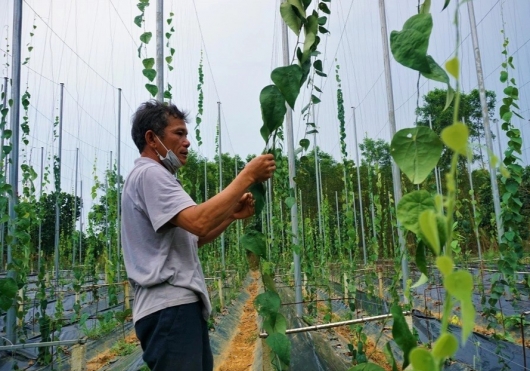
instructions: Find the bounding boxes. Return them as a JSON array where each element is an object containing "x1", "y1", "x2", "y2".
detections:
[{"x1": 1, "y1": 0, "x2": 529, "y2": 217}]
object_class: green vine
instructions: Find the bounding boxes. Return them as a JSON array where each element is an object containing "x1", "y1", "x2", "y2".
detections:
[
  {"x1": 348, "y1": 1, "x2": 477, "y2": 370},
  {"x1": 134, "y1": 0, "x2": 158, "y2": 97},
  {"x1": 248, "y1": 1, "x2": 331, "y2": 369},
  {"x1": 163, "y1": 11, "x2": 175, "y2": 99}
]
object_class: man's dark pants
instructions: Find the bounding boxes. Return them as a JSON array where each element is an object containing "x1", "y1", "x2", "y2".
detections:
[{"x1": 135, "y1": 302, "x2": 213, "y2": 371}]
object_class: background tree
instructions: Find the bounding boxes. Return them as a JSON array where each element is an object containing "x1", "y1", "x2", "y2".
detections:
[
  {"x1": 416, "y1": 88, "x2": 496, "y2": 169},
  {"x1": 30, "y1": 192, "x2": 81, "y2": 258}
]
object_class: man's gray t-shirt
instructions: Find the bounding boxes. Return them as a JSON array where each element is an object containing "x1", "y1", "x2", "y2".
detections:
[{"x1": 121, "y1": 157, "x2": 211, "y2": 323}]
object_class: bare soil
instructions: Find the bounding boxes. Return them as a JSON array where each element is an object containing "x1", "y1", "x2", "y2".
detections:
[
  {"x1": 215, "y1": 271, "x2": 260, "y2": 371},
  {"x1": 86, "y1": 332, "x2": 139, "y2": 371}
]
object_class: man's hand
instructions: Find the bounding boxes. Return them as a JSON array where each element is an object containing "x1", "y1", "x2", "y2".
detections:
[
  {"x1": 232, "y1": 192, "x2": 255, "y2": 220},
  {"x1": 242, "y1": 154, "x2": 276, "y2": 183}
]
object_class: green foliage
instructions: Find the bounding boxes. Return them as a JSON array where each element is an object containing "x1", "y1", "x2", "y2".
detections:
[
  {"x1": 415, "y1": 88, "x2": 496, "y2": 170},
  {"x1": 391, "y1": 127, "x2": 443, "y2": 184},
  {"x1": 30, "y1": 192, "x2": 81, "y2": 258},
  {"x1": 241, "y1": 229, "x2": 267, "y2": 259},
  {"x1": 0, "y1": 277, "x2": 17, "y2": 311},
  {"x1": 195, "y1": 51, "x2": 204, "y2": 146},
  {"x1": 388, "y1": 2, "x2": 478, "y2": 370},
  {"x1": 111, "y1": 339, "x2": 136, "y2": 356},
  {"x1": 390, "y1": 9, "x2": 453, "y2": 108}
]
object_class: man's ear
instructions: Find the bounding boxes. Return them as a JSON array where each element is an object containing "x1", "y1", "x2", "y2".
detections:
[{"x1": 145, "y1": 130, "x2": 157, "y2": 149}]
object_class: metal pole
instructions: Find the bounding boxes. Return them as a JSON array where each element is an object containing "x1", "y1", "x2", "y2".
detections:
[
  {"x1": 79, "y1": 180, "x2": 83, "y2": 264},
  {"x1": 217, "y1": 101, "x2": 225, "y2": 269},
  {"x1": 467, "y1": 0, "x2": 504, "y2": 244},
  {"x1": 37, "y1": 147, "x2": 43, "y2": 272},
  {"x1": 117, "y1": 88, "x2": 122, "y2": 282},
  {"x1": 204, "y1": 159, "x2": 208, "y2": 200},
  {"x1": 495, "y1": 119, "x2": 503, "y2": 160},
  {"x1": 106, "y1": 151, "x2": 112, "y2": 262},
  {"x1": 72, "y1": 148, "x2": 78, "y2": 267},
  {"x1": 467, "y1": 157, "x2": 483, "y2": 262},
  {"x1": 0, "y1": 77, "x2": 8, "y2": 271},
  {"x1": 378, "y1": 0, "x2": 409, "y2": 300},
  {"x1": 6, "y1": 0, "x2": 23, "y2": 345},
  {"x1": 352, "y1": 189, "x2": 359, "y2": 259},
  {"x1": 368, "y1": 162, "x2": 377, "y2": 242},
  {"x1": 429, "y1": 115, "x2": 442, "y2": 194},
  {"x1": 314, "y1": 132, "x2": 323, "y2": 242},
  {"x1": 156, "y1": 0, "x2": 164, "y2": 101},
  {"x1": 259, "y1": 311, "x2": 411, "y2": 338},
  {"x1": 281, "y1": 2, "x2": 303, "y2": 317},
  {"x1": 352, "y1": 107, "x2": 367, "y2": 265},
  {"x1": 335, "y1": 191, "x2": 341, "y2": 248},
  {"x1": 54, "y1": 83, "x2": 64, "y2": 285}
]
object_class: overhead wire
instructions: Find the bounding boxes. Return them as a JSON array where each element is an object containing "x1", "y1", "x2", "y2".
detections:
[{"x1": 23, "y1": 0, "x2": 118, "y2": 89}]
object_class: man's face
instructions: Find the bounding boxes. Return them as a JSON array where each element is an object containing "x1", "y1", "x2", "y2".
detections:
[{"x1": 158, "y1": 116, "x2": 190, "y2": 165}]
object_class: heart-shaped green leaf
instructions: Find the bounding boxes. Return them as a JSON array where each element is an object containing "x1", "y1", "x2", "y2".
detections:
[
  {"x1": 409, "y1": 347, "x2": 435, "y2": 371},
  {"x1": 302, "y1": 14, "x2": 319, "y2": 63},
  {"x1": 259, "y1": 85, "x2": 287, "y2": 143},
  {"x1": 145, "y1": 84, "x2": 158, "y2": 97},
  {"x1": 280, "y1": 2, "x2": 302, "y2": 36},
  {"x1": 142, "y1": 68, "x2": 156, "y2": 82},
  {"x1": 436, "y1": 256, "x2": 453, "y2": 276},
  {"x1": 444, "y1": 270, "x2": 473, "y2": 301},
  {"x1": 266, "y1": 333, "x2": 291, "y2": 366},
  {"x1": 397, "y1": 190, "x2": 435, "y2": 235},
  {"x1": 142, "y1": 58, "x2": 155, "y2": 69},
  {"x1": 419, "y1": 209, "x2": 440, "y2": 255},
  {"x1": 241, "y1": 230, "x2": 267, "y2": 259},
  {"x1": 432, "y1": 333, "x2": 458, "y2": 359},
  {"x1": 441, "y1": 122, "x2": 469, "y2": 156},
  {"x1": 390, "y1": 13, "x2": 433, "y2": 74},
  {"x1": 249, "y1": 182, "x2": 266, "y2": 215},
  {"x1": 254, "y1": 291, "x2": 281, "y2": 316},
  {"x1": 0, "y1": 277, "x2": 17, "y2": 311},
  {"x1": 461, "y1": 298, "x2": 476, "y2": 343},
  {"x1": 140, "y1": 31, "x2": 152, "y2": 44},
  {"x1": 391, "y1": 305, "x2": 416, "y2": 369},
  {"x1": 271, "y1": 65, "x2": 303, "y2": 110},
  {"x1": 391, "y1": 127, "x2": 442, "y2": 184},
  {"x1": 263, "y1": 312, "x2": 287, "y2": 335}
]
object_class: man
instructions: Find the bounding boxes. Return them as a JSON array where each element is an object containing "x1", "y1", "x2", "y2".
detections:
[{"x1": 121, "y1": 100, "x2": 275, "y2": 371}]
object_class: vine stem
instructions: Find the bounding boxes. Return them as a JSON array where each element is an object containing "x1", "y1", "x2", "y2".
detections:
[{"x1": 440, "y1": 153, "x2": 458, "y2": 336}]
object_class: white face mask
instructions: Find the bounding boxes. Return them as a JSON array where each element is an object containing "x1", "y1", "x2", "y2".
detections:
[{"x1": 155, "y1": 135, "x2": 183, "y2": 173}]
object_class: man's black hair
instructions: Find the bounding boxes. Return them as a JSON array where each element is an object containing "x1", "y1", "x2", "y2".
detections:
[{"x1": 131, "y1": 100, "x2": 188, "y2": 153}]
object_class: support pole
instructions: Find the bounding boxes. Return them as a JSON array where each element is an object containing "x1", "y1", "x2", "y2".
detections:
[
  {"x1": 429, "y1": 115, "x2": 442, "y2": 194},
  {"x1": 378, "y1": 0, "x2": 409, "y2": 301},
  {"x1": 54, "y1": 82, "x2": 65, "y2": 285},
  {"x1": 281, "y1": 1, "x2": 303, "y2": 317},
  {"x1": 352, "y1": 107, "x2": 367, "y2": 265},
  {"x1": 217, "y1": 101, "x2": 225, "y2": 269},
  {"x1": 466, "y1": 157, "x2": 483, "y2": 262},
  {"x1": 117, "y1": 88, "x2": 122, "y2": 282},
  {"x1": 6, "y1": 0, "x2": 23, "y2": 344},
  {"x1": 156, "y1": 0, "x2": 164, "y2": 101},
  {"x1": 72, "y1": 148, "x2": 78, "y2": 267},
  {"x1": 467, "y1": 0, "x2": 504, "y2": 244},
  {"x1": 314, "y1": 132, "x2": 323, "y2": 245},
  {"x1": 1, "y1": 77, "x2": 8, "y2": 271},
  {"x1": 335, "y1": 191, "x2": 341, "y2": 248},
  {"x1": 79, "y1": 180, "x2": 83, "y2": 264},
  {"x1": 38, "y1": 147, "x2": 43, "y2": 272}
]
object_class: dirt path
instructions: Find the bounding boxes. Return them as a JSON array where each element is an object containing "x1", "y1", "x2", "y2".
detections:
[
  {"x1": 215, "y1": 271, "x2": 260, "y2": 371},
  {"x1": 86, "y1": 332, "x2": 139, "y2": 371}
]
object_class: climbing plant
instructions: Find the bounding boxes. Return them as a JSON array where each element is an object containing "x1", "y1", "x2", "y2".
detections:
[
  {"x1": 248, "y1": 0, "x2": 331, "y2": 369},
  {"x1": 350, "y1": 1, "x2": 477, "y2": 370}
]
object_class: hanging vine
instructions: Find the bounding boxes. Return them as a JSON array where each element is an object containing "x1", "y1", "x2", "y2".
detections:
[{"x1": 244, "y1": 0, "x2": 331, "y2": 369}]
